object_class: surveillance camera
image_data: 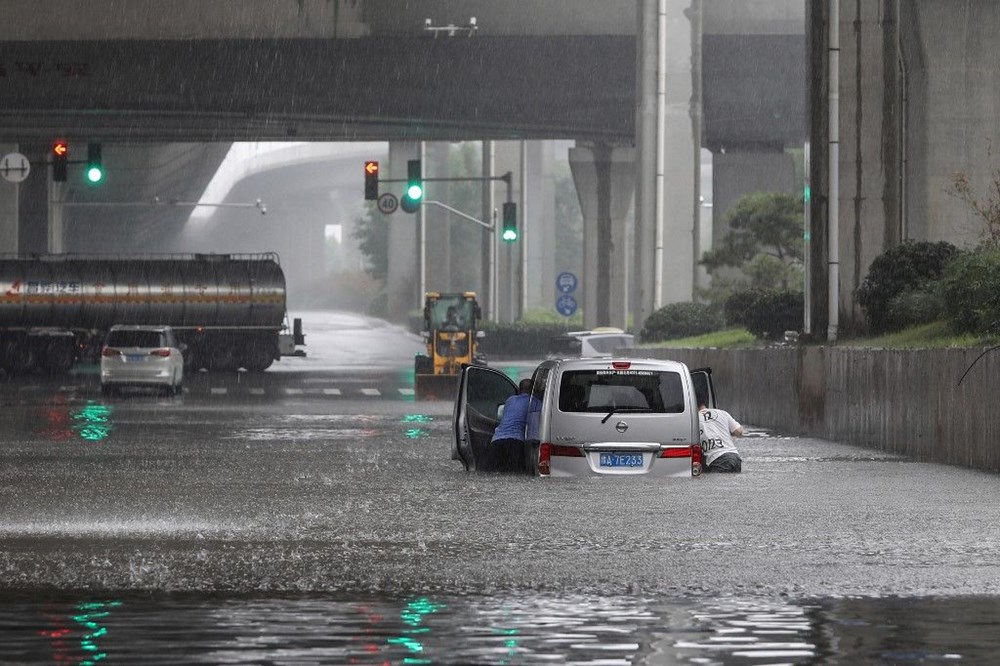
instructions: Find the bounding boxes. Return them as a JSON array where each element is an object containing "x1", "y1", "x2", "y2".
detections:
[
  {"x1": 425, "y1": 18, "x2": 432, "y2": 26},
  {"x1": 469, "y1": 17, "x2": 477, "y2": 26}
]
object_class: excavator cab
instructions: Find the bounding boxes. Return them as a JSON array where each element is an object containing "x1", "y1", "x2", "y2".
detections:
[{"x1": 414, "y1": 291, "x2": 485, "y2": 400}]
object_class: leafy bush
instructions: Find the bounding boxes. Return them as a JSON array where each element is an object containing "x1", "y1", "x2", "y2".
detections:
[
  {"x1": 740, "y1": 290, "x2": 804, "y2": 340},
  {"x1": 940, "y1": 244, "x2": 1000, "y2": 336},
  {"x1": 856, "y1": 241, "x2": 961, "y2": 334},
  {"x1": 885, "y1": 288, "x2": 946, "y2": 331},
  {"x1": 640, "y1": 302, "x2": 724, "y2": 343},
  {"x1": 723, "y1": 287, "x2": 770, "y2": 328}
]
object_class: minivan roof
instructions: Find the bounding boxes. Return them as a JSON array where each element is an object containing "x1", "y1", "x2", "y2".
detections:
[{"x1": 544, "y1": 356, "x2": 687, "y2": 371}]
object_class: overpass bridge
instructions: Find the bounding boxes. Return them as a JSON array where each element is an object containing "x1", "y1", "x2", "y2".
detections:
[{"x1": 6, "y1": 1, "x2": 990, "y2": 337}]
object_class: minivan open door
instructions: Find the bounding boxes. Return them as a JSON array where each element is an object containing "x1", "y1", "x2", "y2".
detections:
[
  {"x1": 452, "y1": 364, "x2": 518, "y2": 471},
  {"x1": 689, "y1": 366, "x2": 716, "y2": 408}
]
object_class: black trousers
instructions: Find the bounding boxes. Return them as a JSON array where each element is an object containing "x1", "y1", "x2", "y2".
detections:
[
  {"x1": 705, "y1": 452, "x2": 742, "y2": 473},
  {"x1": 486, "y1": 438, "x2": 526, "y2": 473}
]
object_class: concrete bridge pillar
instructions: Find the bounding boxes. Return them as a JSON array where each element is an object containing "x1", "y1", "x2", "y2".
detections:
[
  {"x1": 569, "y1": 142, "x2": 635, "y2": 329},
  {"x1": 0, "y1": 144, "x2": 19, "y2": 253},
  {"x1": 16, "y1": 142, "x2": 55, "y2": 254},
  {"x1": 385, "y1": 141, "x2": 420, "y2": 324}
]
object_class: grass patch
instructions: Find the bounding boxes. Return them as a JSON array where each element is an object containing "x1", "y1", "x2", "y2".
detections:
[
  {"x1": 841, "y1": 321, "x2": 999, "y2": 349},
  {"x1": 640, "y1": 328, "x2": 757, "y2": 349},
  {"x1": 634, "y1": 321, "x2": 999, "y2": 350}
]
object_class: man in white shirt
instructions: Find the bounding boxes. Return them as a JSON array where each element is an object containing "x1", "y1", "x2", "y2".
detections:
[{"x1": 695, "y1": 386, "x2": 744, "y2": 473}]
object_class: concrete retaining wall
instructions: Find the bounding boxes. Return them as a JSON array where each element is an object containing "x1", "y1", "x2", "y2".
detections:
[{"x1": 639, "y1": 346, "x2": 1000, "y2": 473}]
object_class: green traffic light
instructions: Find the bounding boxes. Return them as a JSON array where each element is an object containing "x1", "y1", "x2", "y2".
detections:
[
  {"x1": 86, "y1": 166, "x2": 103, "y2": 184},
  {"x1": 407, "y1": 183, "x2": 423, "y2": 200},
  {"x1": 502, "y1": 228, "x2": 518, "y2": 242}
]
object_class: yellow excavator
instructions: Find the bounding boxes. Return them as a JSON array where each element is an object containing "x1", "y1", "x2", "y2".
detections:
[{"x1": 414, "y1": 291, "x2": 485, "y2": 400}]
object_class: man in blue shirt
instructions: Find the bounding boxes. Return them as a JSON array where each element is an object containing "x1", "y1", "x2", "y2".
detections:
[{"x1": 489, "y1": 378, "x2": 538, "y2": 473}]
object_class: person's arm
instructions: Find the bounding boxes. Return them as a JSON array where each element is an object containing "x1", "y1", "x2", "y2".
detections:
[{"x1": 728, "y1": 412, "x2": 744, "y2": 437}]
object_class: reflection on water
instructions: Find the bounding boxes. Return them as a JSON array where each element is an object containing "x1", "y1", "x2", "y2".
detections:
[
  {"x1": 39, "y1": 396, "x2": 114, "y2": 444},
  {"x1": 2, "y1": 593, "x2": 998, "y2": 664}
]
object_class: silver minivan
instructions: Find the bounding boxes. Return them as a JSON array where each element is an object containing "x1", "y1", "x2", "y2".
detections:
[{"x1": 452, "y1": 357, "x2": 715, "y2": 477}]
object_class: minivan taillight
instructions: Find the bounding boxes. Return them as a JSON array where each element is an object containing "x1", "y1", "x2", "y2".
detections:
[
  {"x1": 659, "y1": 445, "x2": 693, "y2": 458},
  {"x1": 101, "y1": 347, "x2": 121, "y2": 357},
  {"x1": 659, "y1": 445, "x2": 702, "y2": 476},
  {"x1": 150, "y1": 348, "x2": 171, "y2": 357},
  {"x1": 538, "y1": 443, "x2": 552, "y2": 476}
]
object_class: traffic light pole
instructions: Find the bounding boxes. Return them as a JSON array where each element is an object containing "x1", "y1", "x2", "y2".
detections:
[
  {"x1": 379, "y1": 172, "x2": 513, "y2": 201},
  {"x1": 422, "y1": 199, "x2": 498, "y2": 324}
]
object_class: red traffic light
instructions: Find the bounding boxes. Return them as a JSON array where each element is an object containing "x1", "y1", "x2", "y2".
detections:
[
  {"x1": 364, "y1": 160, "x2": 379, "y2": 201},
  {"x1": 52, "y1": 140, "x2": 69, "y2": 181}
]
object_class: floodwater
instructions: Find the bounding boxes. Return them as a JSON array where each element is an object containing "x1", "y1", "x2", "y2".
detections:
[
  {"x1": 3, "y1": 593, "x2": 998, "y2": 664},
  {"x1": 4, "y1": 311, "x2": 1000, "y2": 663}
]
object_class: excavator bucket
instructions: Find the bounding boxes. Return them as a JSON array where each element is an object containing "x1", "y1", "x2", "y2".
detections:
[{"x1": 414, "y1": 373, "x2": 460, "y2": 401}]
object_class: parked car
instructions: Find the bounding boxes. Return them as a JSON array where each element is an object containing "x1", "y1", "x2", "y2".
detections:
[
  {"x1": 100, "y1": 325, "x2": 185, "y2": 396},
  {"x1": 452, "y1": 357, "x2": 714, "y2": 477},
  {"x1": 547, "y1": 327, "x2": 635, "y2": 359}
]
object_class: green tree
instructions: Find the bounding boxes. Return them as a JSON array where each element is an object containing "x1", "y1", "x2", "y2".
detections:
[
  {"x1": 351, "y1": 203, "x2": 388, "y2": 281},
  {"x1": 701, "y1": 192, "x2": 804, "y2": 291}
]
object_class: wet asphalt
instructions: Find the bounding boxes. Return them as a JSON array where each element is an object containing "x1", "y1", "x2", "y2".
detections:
[{"x1": 2, "y1": 311, "x2": 1000, "y2": 600}]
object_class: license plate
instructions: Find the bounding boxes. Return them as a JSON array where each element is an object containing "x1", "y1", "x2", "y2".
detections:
[
  {"x1": 599, "y1": 452, "x2": 644, "y2": 468},
  {"x1": 126, "y1": 354, "x2": 147, "y2": 362}
]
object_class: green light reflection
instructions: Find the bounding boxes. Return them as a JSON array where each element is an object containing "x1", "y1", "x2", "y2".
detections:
[
  {"x1": 387, "y1": 597, "x2": 444, "y2": 664},
  {"x1": 72, "y1": 401, "x2": 113, "y2": 442},
  {"x1": 74, "y1": 599, "x2": 121, "y2": 665}
]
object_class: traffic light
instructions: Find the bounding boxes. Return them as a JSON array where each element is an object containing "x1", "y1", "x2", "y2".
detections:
[
  {"x1": 400, "y1": 159, "x2": 423, "y2": 213},
  {"x1": 501, "y1": 202, "x2": 518, "y2": 242},
  {"x1": 86, "y1": 143, "x2": 103, "y2": 184},
  {"x1": 364, "y1": 160, "x2": 379, "y2": 200},
  {"x1": 52, "y1": 140, "x2": 68, "y2": 182}
]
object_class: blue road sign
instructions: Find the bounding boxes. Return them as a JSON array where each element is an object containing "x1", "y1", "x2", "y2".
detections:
[
  {"x1": 556, "y1": 271, "x2": 578, "y2": 294},
  {"x1": 556, "y1": 294, "x2": 577, "y2": 317}
]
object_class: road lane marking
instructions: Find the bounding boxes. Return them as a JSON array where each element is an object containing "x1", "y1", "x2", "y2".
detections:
[
  {"x1": 360, "y1": 388, "x2": 380, "y2": 396},
  {"x1": 285, "y1": 388, "x2": 304, "y2": 395},
  {"x1": 248, "y1": 388, "x2": 265, "y2": 395},
  {"x1": 398, "y1": 388, "x2": 415, "y2": 396},
  {"x1": 322, "y1": 388, "x2": 342, "y2": 395},
  {"x1": 210, "y1": 387, "x2": 227, "y2": 395}
]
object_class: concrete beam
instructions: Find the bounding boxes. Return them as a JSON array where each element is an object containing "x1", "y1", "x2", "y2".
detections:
[{"x1": 570, "y1": 143, "x2": 635, "y2": 329}]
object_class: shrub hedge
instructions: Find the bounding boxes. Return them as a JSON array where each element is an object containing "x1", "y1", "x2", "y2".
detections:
[
  {"x1": 855, "y1": 240, "x2": 960, "y2": 334},
  {"x1": 941, "y1": 243, "x2": 1000, "y2": 336},
  {"x1": 639, "y1": 301, "x2": 724, "y2": 342}
]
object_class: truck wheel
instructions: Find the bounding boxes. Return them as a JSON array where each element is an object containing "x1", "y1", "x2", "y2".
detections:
[
  {"x1": 205, "y1": 345, "x2": 238, "y2": 372},
  {"x1": 241, "y1": 346, "x2": 274, "y2": 372},
  {"x1": 3, "y1": 341, "x2": 34, "y2": 375},
  {"x1": 42, "y1": 341, "x2": 75, "y2": 374},
  {"x1": 415, "y1": 354, "x2": 433, "y2": 375}
]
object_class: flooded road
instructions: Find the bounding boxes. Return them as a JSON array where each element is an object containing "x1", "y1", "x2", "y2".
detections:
[{"x1": 2, "y1": 311, "x2": 1000, "y2": 663}]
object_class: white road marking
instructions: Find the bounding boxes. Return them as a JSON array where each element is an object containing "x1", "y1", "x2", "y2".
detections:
[
  {"x1": 322, "y1": 388, "x2": 342, "y2": 396},
  {"x1": 360, "y1": 388, "x2": 380, "y2": 396},
  {"x1": 210, "y1": 387, "x2": 227, "y2": 395},
  {"x1": 248, "y1": 388, "x2": 265, "y2": 395},
  {"x1": 398, "y1": 388, "x2": 415, "y2": 396},
  {"x1": 285, "y1": 388, "x2": 304, "y2": 395}
]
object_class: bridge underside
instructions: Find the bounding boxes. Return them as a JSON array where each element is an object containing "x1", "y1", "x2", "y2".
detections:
[{"x1": 1, "y1": 37, "x2": 635, "y2": 143}]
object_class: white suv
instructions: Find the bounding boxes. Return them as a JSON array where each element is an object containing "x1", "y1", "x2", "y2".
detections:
[
  {"x1": 547, "y1": 328, "x2": 635, "y2": 358},
  {"x1": 100, "y1": 325, "x2": 184, "y2": 396}
]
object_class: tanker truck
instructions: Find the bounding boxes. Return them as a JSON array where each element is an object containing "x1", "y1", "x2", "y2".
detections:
[{"x1": 0, "y1": 253, "x2": 305, "y2": 375}]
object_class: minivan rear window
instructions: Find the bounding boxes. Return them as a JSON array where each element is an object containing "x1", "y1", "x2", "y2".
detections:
[
  {"x1": 106, "y1": 330, "x2": 163, "y2": 348},
  {"x1": 558, "y1": 369, "x2": 685, "y2": 413}
]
